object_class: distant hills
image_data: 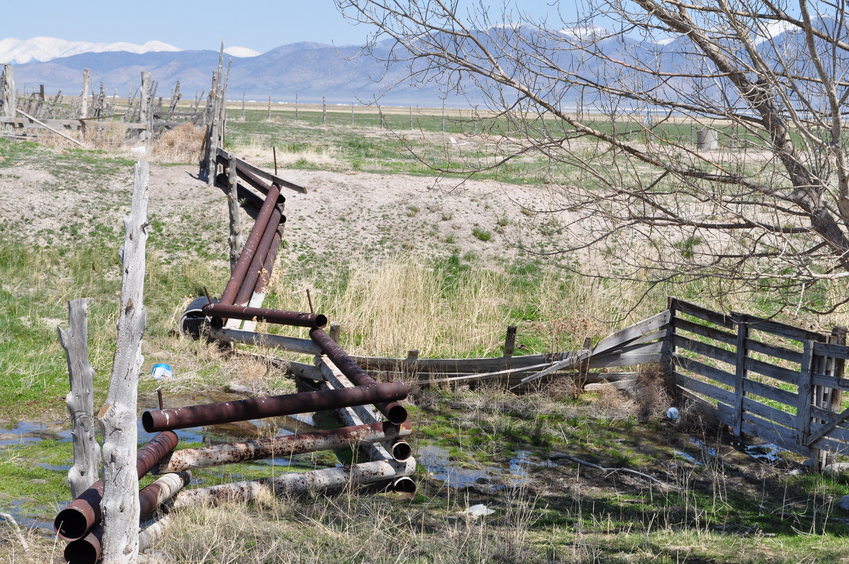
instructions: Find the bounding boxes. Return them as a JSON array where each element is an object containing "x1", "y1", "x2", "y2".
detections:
[{"x1": 0, "y1": 23, "x2": 824, "y2": 109}]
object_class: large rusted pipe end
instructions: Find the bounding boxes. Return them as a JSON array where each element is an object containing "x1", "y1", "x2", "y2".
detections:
[
  {"x1": 141, "y1": 411, "x2": 157, "y2": 432},
  {"x1": 391, "y1": 440, "x2": 412, "y2": 462},
  {"x1": 64, "y1": 531, "x2": 101, "y2": 564},
  {"x1": 54, "y1": 507, "x2": 92, "y2": 541},
  {"x1": 385, "y1": 402, "x2": 408, "y2": 425},
  {"x1": 314, "y1": 314, "x2": 328, "y2": 328}
]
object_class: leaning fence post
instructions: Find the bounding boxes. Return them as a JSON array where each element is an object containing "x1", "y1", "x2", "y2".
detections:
[
  {"x1": 2, "y1": 64, "x2": 15, "y2": 118},
  {"x1": 99, "y1": 161, "x2": 149, "y2": 563},
  {"x1": 661, "y1": 297, "x2": 680, "y2": 403},
  {"x1": 58, "y1": 299, "x2": 101, "y2": 498}
]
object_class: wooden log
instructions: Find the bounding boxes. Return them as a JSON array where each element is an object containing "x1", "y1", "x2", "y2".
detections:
[
  {"x1": 58, "y1": 299, "x2": 101, "y2": 498},
  {"x1": 2, "y1": 65, "x2": 16, "y2": 118},
  {"x1": 99, "y1": 161, "x2": 149, "y2": 563},
  {"x1": 217, "y1": 148, "x2": 307, "y2": 194},
  {"x1": 172, "y1": 458, "x2": 415, "y2": 509}
]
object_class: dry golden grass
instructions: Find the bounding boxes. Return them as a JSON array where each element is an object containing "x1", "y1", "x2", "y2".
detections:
[{"x1": 149, "y1": 123, "x2": 205, "y2": 163}]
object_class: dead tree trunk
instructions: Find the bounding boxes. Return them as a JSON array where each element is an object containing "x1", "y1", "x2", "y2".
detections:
[
  {"x1": 99, "y1": 161, "x2": 149, "y2": 563},
  {"x1": 2, "y1": 64, "x2": 15, "y2": 118},
  {"x1": 58, "y1": 299, "x2": 101, "y2": 498}
]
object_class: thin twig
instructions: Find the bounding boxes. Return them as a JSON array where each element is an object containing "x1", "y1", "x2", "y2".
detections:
[{"x1": 548, "y1": 453, "x2": 673, "y2": 488}]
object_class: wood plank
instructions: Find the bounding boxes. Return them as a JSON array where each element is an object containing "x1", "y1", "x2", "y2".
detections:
[
  {"x1": 674, "y1": 317, "x2": 736, "y2": 345},
  {"x1": 672, "y1": 335, "x2": 736, "y2": 366},
  {"x1": 217, "y1": 148, "x2": 307, "y2": 194},
  {"x1": 672, "y1": 299, "x2": 734, "y2": 328},
  {"x1": 208, "y1": 327, "x2": 322, "y2": 356},
  {"x1": 672, "y1": 354, "x2": 735, "y2": 386},
  {"x1": 744, "y1": 357, "x2": 799, "y2": 385},
  {"x1": 674, "y1": 372, "x2": 736, "y2": 406},
  {"x1": 808, "y1": 435, "x2": 849, "y2": 455},
  {"x1": 796, "y1": 341, "x2": 816, "y2": 450},
  {"x1": 741, "y1": 417, "x2": 809, "y2": 455},
  {"x1": 813, "y1": 342, "x2": 849, "y2": 360},
  {"x1": 592, "y1": 310, "x2": 670, "y2": 356},
  {"x1": 739, "y1": 314, "x2": 824, "y2": 343},
  {"x1": 743, "y1": 378, "x2": 797, "y2": 406},
  {"x1": 746, "y1": 338, "x2": 803, "y2": 364},
  {"x1": 741, "y1": 397, "x2": 797, "y2": 428},
  {"x1": 351, "y1": 351, "x2": 570, "y2": 373},
  {"x1": 589, "y1": 351, "x2": 663, "y2": 368},
  {"x1": 805, "y1": 405, "x2": 849, "y2": 446},
  {"x1": 592, "y1": 340, "x2": 665, "y2": 362}
]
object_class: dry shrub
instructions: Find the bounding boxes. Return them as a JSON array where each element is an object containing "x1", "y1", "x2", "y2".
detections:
[
  {"x1": 150, "y1": 123, "x2": 204, "y2": 163},
  {"x1": 677, "y1": 397, "x2": 723, "y2": 435},
  {"x1": 85, "y1": 121, "x2": 130, "y2": 148},
  {"x1": 633, "y1": 364, "x2": 672, "y2": 420},
  {"x1": 546, "y1": 375, "x2": 577, "y2": 399}
]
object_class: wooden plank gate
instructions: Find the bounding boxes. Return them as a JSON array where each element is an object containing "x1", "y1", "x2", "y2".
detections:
[{"x1": 666, "y1": 297, "x2": 849, "y2": 466}]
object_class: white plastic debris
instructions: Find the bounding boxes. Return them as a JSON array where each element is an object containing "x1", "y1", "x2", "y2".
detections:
[
  {"x1": 150, "y1": 363, "x2": 173, "y2": 379},
  {"x1": 462, "y1": 504, "x2": 495, "y2": 519},
  {"x1": 665, "y1": 407, "x2": 680, "y2": 421}
]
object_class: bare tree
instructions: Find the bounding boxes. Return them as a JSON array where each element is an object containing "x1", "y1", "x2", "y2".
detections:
[{"x1": 337, "y1": 0, "x2": 849, "y2": 313}]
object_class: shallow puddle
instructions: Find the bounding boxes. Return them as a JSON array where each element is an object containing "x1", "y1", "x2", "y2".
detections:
[{"x1": 418, "y1": 445, "x2": 548, "y2": 491}]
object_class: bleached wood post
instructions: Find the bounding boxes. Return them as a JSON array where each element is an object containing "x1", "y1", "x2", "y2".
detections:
[
  {"x1": 227, "y1": 159, "x2": 243, "y2": 272},
  {"x1": 80, "y1": 69, "x2": 90, "y2": 119},
  {"x1": 2, "y1": 64, "x2": 15, "y2": 118},
  {"x1": 322, "y1": 96, "x2": 327, "y2": 125},
  {"x1": 139, "y1": 72, "x2": 152, "y2": 142},
  {"x1": 99, "y1": 161, "x2": 149, "y2": 564},
  {"x1": 167, "y1": 81, "x2": 181, "y2": 120},
  {"x1": 58, "y1": 299, "x2": 101, "y2": 498},
  {"x1": 267, "y1": 95, "x2": 272, "y2": 120}
]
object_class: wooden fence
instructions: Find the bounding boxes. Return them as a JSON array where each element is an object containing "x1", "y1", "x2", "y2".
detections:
[{"x1": 667, "y1": 297, "x2": 849, "y2": 465}]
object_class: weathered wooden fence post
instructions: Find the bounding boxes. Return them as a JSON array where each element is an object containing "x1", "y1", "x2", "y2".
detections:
[
  {"x1": 732, "y1": 314, "x2": 749, "y2": 437},
  {"x1": 80, "y1": 69, "x2": 90, "y2": 119},
  {"x1": 227, "y1": 158, "x2": 243, "y2": 272},
  {"x1": 58, "y1": 299, "x2": 101, "y2": 498},
  {"x1": 99, "y1": 161, "x2": 149, "y2": 563},
  {"x1": 661, "y1": 297, "x2": 680, "y2": 403},
  {"x1": 167, "y1": 81, "x2": 181, "y2": 120},
  {"x1": 322, "y1": 96, "x2": 327, "y2": 125},
  {"x1": 139, "y1": 72, "x2": 152, "y2": 142},
  {"x1": 503, "y1": 326, "x2": 517, "y2": 358},
  {"x1": 2, "y1": 64, "x2": 15, "y2": 118},
  {"x1": 796, "y1": 340, "x2": 816, "y2": 466}
]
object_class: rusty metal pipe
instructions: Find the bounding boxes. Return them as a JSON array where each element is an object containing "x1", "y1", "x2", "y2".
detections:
[
  {"x1": 254, "y1": 225, "x2": 284, "y2": 295},
  {"x1": 54, "y1": 432, "x2": 178, "y2": 541},
  {"x1": 157, "y1": 421, "x2": 412, "y2": 473},
  {"x1": 310, "y1": 328, "x2": 407, "y2": 424},
  {"x1": 219, "y1": 184, "x2": 282, "y2": 306},
  {"x1": 205, "y1": 303, "x2": 327, "y2": 328},
  {"x1": 142, "y1": 382, "x2": 409, "y2": 432},
  {"x1": 234, "y1": 204, "x2": 284, "y2": 306},
  {"x1": 63, "y1": 471, "x2": 191, "y2": 564}
]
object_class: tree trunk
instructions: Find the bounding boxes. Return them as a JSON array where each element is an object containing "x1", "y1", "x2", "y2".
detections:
[
  {"x1": 58, "y1": 299, "x2": 101, "y2": 498},
  {"x1": 99, "y1": 161, "x2": 149, "y2": 563}
]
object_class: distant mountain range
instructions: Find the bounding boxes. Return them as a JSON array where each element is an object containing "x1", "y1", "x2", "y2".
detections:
[{"x1": 0, "y1": 23, "x2": 825, "y2": 109}]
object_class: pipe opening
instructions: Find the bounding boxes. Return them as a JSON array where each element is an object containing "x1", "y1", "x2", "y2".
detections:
[
  {"x1": 54, "y1": 511, "x2": 87, "y2": 541},
  {"x1": 386, "y1": 404, "x2": 408, "y2": 425},
  {"x1": 141, "y1": 411, "x2": 155, "y2": 433},
  {"x1": 391, "y1": 476, "x2": 417, "y2": 494},
  {"x1": 391, "y1": 440, "x2": 412, "y2": 462},
  {"x1": 64, "y1": 537, "x2": 99, "y2": 564},
  {"x1": 314, "y1": 314, "x2": 328, "y2": 328}
]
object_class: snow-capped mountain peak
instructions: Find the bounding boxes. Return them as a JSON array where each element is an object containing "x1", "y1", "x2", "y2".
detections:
[{"x1": 0, "y1": 36, "x2": 181, "y2": 64}]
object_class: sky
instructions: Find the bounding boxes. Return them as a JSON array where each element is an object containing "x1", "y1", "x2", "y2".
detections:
[{"x1": 2, "y1": 1, "x2": 579, "y2": 53}]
